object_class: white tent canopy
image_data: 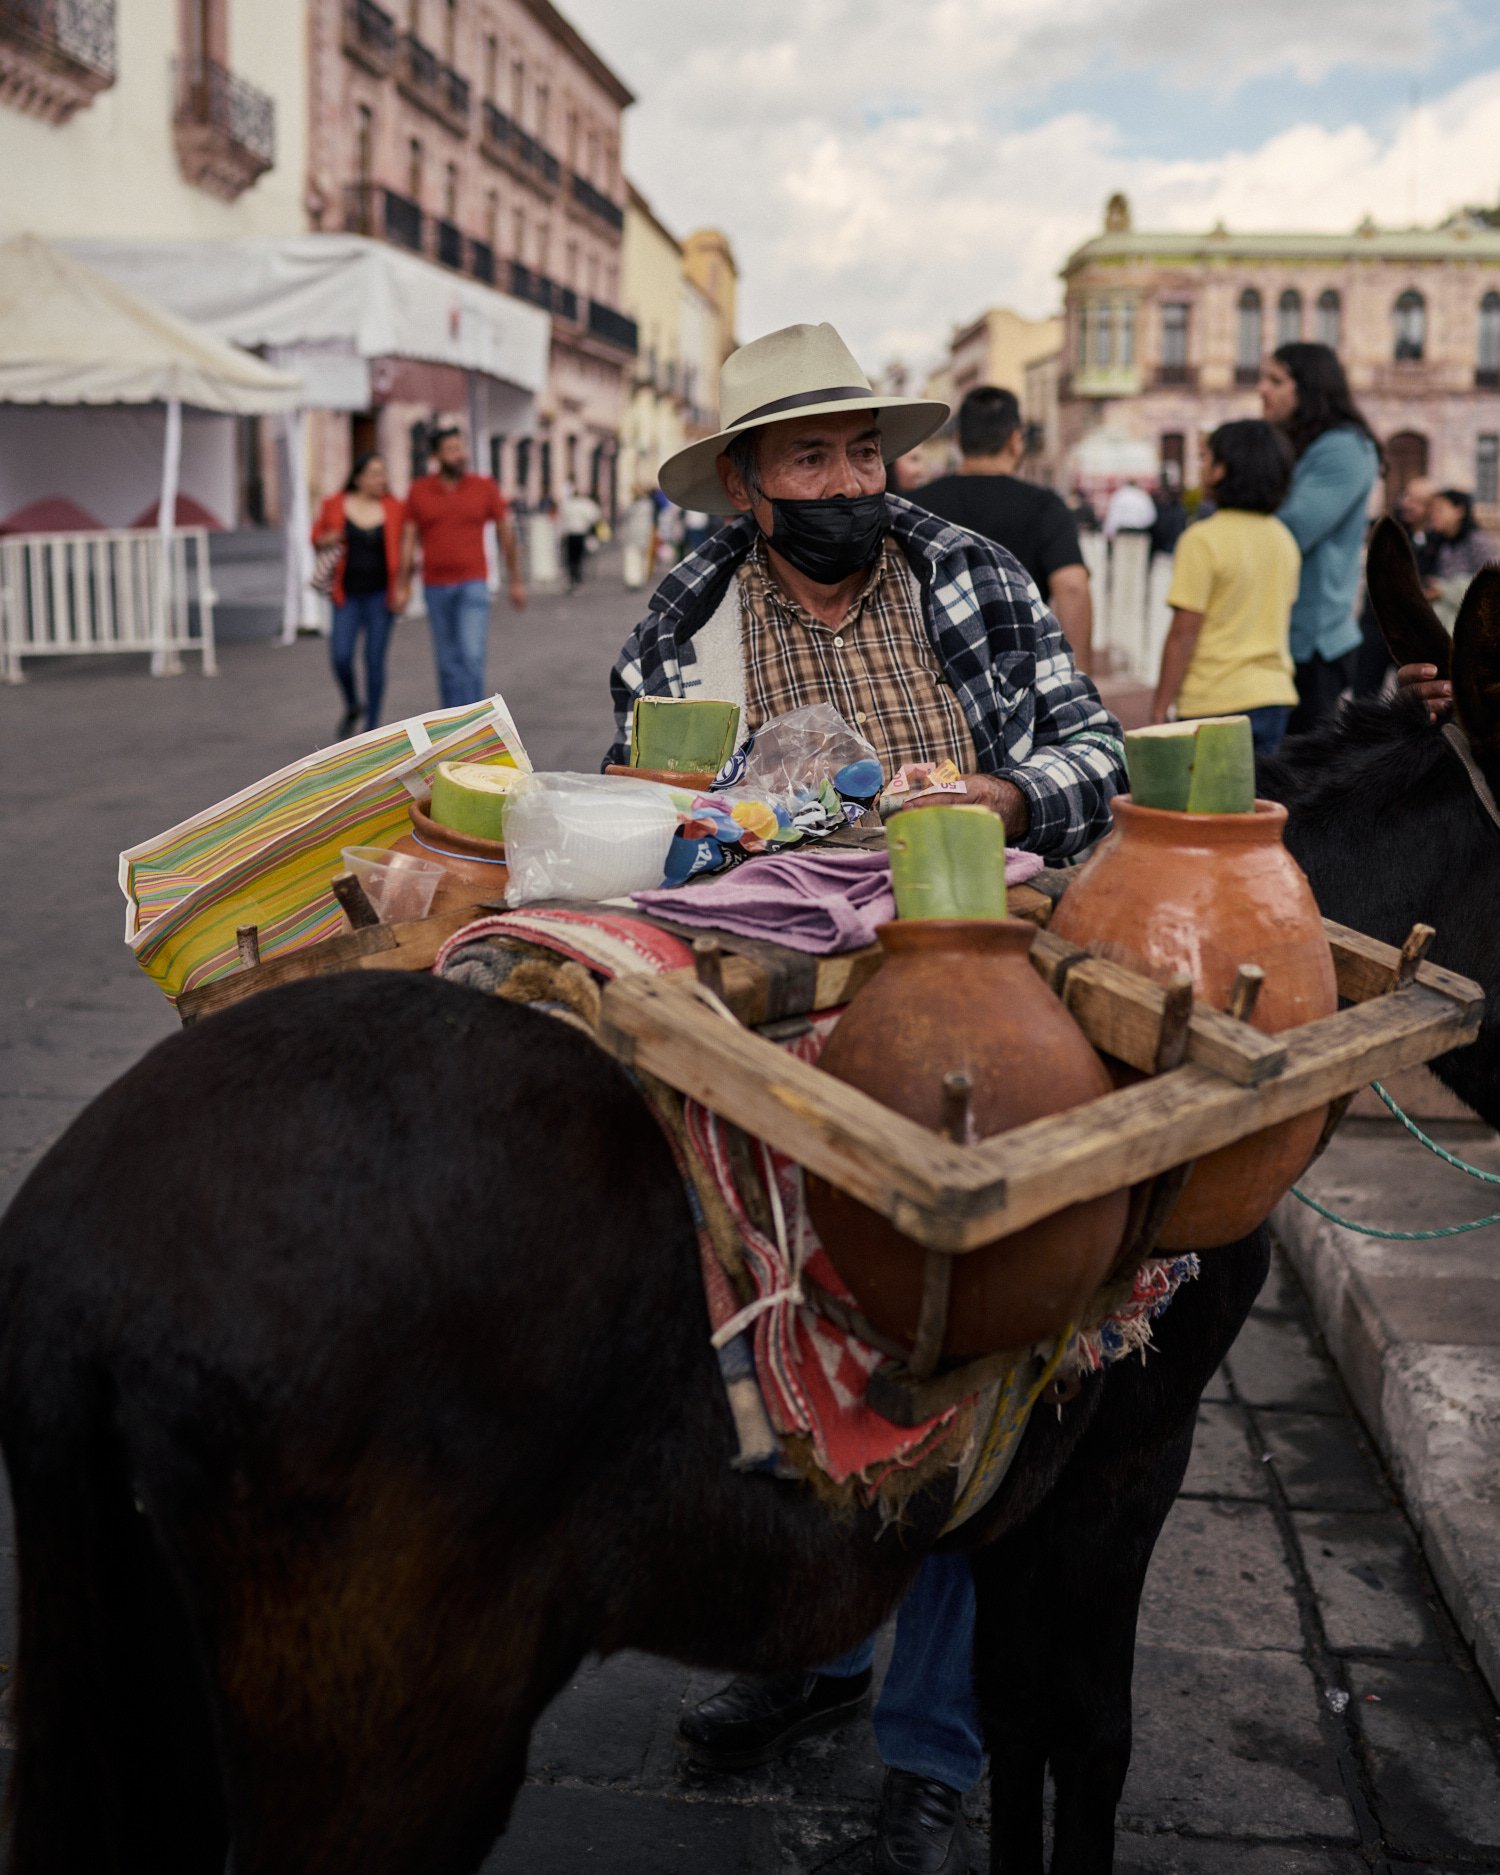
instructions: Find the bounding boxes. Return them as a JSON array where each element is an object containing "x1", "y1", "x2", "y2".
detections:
[
  {"x1": 0, "y1": 235, "x2": 300, "y2": 674},
  {"x1": 0, "y1": 234, "x2": 300, "y2": 413},
  {"x1": 68, "y1": 234, "x2": 551, "y2": 400}
]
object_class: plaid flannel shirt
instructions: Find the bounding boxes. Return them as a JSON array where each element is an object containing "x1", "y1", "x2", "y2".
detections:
[{"x1": 605, "y1": 495, "x2": 1125, "y2": 857}]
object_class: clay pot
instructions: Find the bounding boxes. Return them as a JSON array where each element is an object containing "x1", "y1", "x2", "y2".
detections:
[
  {"x1": 1048, "y1": 797, "x2": 1336, "y2": 1250},
  {"x1": 806, "y1": 919, "x2": 1129, "y2": 1359},
  {"x1": 390, "y1": 797, "x2": 509, "y2": 916}
]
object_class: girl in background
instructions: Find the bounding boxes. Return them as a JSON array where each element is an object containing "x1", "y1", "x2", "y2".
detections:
[{"x1": 1153, "y1": 420, "x2": 1300, "y2": 755}]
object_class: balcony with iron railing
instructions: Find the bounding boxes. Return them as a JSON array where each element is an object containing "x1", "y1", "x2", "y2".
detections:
[
  {"x1": 172, "y1": 54, "x2": 275, "y2": 201},
  {"x1": 571, "y1": 172, "x2": 624, "y2": 233},
  {"x1": 1153, "y1": 363, "x2": 1198, "y2": 389},
  {"x1": 0, "y1": 0, "x2": 117, "y2": 125},
  {"x1": 1477, "y1": 366, "x2": 1500, "y2": 390},
  {"x1": 341, "y1": 0, "x2": 395, "y2": 75},
  {"x1": 344, "y1": 181, "x2": 423, "y2": 253},
  {"x1": 587, "y1": 299, "x2": 638, "y2": 354},
  {"x1": 435, "y1": 216, "x2": 464, "y2": 271},
  {"x1": 509, "y1": 260, "x2": 557, "y2": 312},
  {"x1": 397, "y1": 30, "x2": 469, "y2": 132},
  {"x1": 470, "y1": 240, "x2": 495, "y2": 285},
  {"x1": 480, "y1": 100, "x2": 561, "y2": 188}
]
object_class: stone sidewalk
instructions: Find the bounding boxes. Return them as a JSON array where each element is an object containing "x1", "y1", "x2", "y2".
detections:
[
  {"x1": 486, "y1": 1243, "x2": 1500, "y2": 1872},
  {"x1": 1275, "y1": 1113, "x2": 1500, "y2": 1717}
]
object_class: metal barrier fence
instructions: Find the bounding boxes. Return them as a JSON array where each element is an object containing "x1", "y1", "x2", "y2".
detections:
[{"x1": 0, "y1": 527, "x2": 217, "y2": 683}]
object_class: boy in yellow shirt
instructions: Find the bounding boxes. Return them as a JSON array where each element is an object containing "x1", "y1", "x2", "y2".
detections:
[{"x1": 1153, "y1": 421, "x2": 1301, "y2": 754}]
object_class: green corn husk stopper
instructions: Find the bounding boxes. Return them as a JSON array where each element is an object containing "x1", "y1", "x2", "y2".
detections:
[
  {"x1": 887, "y1": 803, "x2": 1008, "y2": 921},
  {"x1": 630, "y1": 696, "x2": 742, "y2": 775},
  {"x1": 1125, "y1": 717, "x2": 1256, "y2": 814},
  {"x1": 428, "y1": 760, "x2": 530, "y2": 842}
]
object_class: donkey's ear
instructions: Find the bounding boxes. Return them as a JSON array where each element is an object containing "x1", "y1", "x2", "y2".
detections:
[
  {"x1": 1366, "y1": 516, "x2": 1450, "y2": 674},
  {"x1": 1451, "y1": 565, "x2": 1500, "y2": 754}
]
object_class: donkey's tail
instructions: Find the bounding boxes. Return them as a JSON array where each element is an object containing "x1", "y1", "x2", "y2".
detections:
[{"x1": 1, "y1": 1351, "x2": 227, "y2": 1875}]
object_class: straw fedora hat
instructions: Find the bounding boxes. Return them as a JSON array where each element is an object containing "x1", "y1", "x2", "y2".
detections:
[{"x1": 658, "y1": 322, "x2": 949, "y2": 515}]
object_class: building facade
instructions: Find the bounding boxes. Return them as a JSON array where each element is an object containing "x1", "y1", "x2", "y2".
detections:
[
  {"x1": 306, "y1": 0, "x2": 637, "y2": 509},
  {"x1": 617, "y1": 193, "x2": 737, "y2": 503},
  {"x1": 0, "y1": 0, "x2": 309, "y2": 526},
  {"x1": 0, "y1": 0, "x2": 306, "y2": 239},
  {"x1": 948, "y1": 305, "x2": 1063, "y2": 404},
  {"x1": 680, "y1": 226, "x2": 737, "y2": 398},
  {"x1": 618, "y1": 182, "x2": 684, "y2": 501},
  {"x1": 1055, "y1": 195, "x2": 1500, "y2": 515}
]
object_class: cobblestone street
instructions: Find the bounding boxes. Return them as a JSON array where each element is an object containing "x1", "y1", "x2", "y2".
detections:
[{"x1": 3, "y1": 573, "x2": 1498, "y2": 1870}]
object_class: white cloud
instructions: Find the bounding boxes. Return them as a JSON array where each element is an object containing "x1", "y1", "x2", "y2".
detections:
[{"x1": 564, "y1": 0, "x2": 1498, "y2": 374}]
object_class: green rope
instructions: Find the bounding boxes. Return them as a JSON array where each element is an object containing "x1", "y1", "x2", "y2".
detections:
[
  {"x1": 1288, "y1": 1186, "x2": 1500, "y2": 1240},
  {"x1": 1369, "y1": 1080, "x2": 1500, "y2": 1185},
  {"x1": 1289, "y1": 1080, "x2": 1500, "y2": 1239}
]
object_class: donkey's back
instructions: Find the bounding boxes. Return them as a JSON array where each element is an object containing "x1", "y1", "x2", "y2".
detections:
[{"x1": 0, "y1": 973, "x2": 735, "y2": 1875}]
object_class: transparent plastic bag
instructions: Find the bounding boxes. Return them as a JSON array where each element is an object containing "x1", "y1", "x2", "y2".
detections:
[
  {"x1": 503, "y1": 773, "x2": 680, "y2": 906},
  {"x1": 738, "y1": 703, "x2": 881, "y2": 806}
]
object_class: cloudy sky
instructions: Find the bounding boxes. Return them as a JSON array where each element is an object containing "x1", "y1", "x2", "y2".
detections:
[{"x1": 565, "y1": 0, "x2": 1500, "y2": 376}]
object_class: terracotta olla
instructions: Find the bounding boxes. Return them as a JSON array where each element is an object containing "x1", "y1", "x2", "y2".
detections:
[
  {"x1": 1048, "y1": 797, "x2": 1336, "y2": 1250},
  {"x1": 806, "y1": 919, "x2": 1129, "y2": 1359},
  {"x1": 389, "y1": 797, "x2": 509, "y2": 915}
]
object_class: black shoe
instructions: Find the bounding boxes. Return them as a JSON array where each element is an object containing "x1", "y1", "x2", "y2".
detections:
[
  {"x1": 875, "y1": 1770, "x2": 971, "y2": 1875},
  {"x1": 676, "y1": 1668, "x2": 872, "y2": 1772},
  {"x1": 337, "y1": 705, "x2": 361, "y2": 740}
]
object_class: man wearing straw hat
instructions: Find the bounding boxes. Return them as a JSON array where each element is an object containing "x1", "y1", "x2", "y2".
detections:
[
  {"x1": 608, "y1": 322, "x2": 1122, "y2": 856},
  {"x1": 609, "y1": 325, "x2": 1125, "y2": 1875}
]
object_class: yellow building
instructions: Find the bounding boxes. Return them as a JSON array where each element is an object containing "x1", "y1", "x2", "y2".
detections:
[
  {"x1": 620, "y1": 183, "x2": 686, "y2": 499},
  {"x1": 949, "y1": 306, "x2": 1064, "y2": 403},
  {"x1": 621, "y1": 200, "x2": 740, "y2": 491},
  {"x1": 682, "y1": 227, "x2": 738, "y2": 390}
]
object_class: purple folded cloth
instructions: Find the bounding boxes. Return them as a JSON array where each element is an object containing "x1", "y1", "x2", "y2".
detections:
[{"x1": 634, "y1": 845, "x2": 1046, "y2": 955}]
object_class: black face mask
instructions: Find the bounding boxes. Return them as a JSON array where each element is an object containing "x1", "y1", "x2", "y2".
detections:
[{"x1": 765, "y1": 493, "x2": 887, "y2": 585}]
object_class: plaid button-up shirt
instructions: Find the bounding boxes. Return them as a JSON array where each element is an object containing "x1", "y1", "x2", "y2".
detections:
[
  {"x1": 738, "y1": 534, "x2": 978, "y2": 777},
  {"x1": 606, "y1": 495, "x2": 1124, "y2": 857}
]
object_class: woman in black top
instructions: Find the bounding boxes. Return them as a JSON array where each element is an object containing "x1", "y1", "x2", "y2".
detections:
[{"x1": 312, "y1": 453, "x2": 405, "y2": 739}]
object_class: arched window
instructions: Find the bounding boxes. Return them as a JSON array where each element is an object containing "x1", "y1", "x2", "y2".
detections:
[
  {"x1": 1316, "y1": 288, "x2": 1341, "y2": 350},
  {"x1": 1235, "y1": 288, "x2": 1262, "y2": 380},
  {"x1": 1479, "y1": 292, "x2": 1500, "y2": 384},
  {"x1": 1093, "y1": 300, "x2": 1114, "y2": 368},
  {"x1": 1393, "y1": 289, "x2": 1426, "y2": 361},
  {"x1": 1276, "y1": 288, "x2": 1302, "y2": 346}
]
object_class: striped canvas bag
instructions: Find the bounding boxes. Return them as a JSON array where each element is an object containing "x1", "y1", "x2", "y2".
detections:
[{"x1": 120, "y1": 696, "x2": 530, "y2": 1003}]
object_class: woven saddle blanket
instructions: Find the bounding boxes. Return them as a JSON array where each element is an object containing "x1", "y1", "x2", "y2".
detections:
[{"x1": 434, "y1": 905, "x2": 1199, "y2": 1531}]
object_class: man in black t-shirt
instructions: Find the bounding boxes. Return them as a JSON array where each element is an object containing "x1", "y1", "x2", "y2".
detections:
[{"x1": 914, "y1": 386, "x2": 1094, "y2": 671}]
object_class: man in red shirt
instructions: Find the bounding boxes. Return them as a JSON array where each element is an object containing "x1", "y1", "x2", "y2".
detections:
[{"x1": 397, "y1": 426, "x2": 527, "y2": 706}]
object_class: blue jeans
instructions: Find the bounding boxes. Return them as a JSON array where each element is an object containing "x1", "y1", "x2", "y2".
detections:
[
  {"x1": 822, "y1": 1551, "x2": 984, "y2": 1791},
  {"x1": 330, "y1": 590, "x2": 394, "y2": 731},
  {"x1": 1246, "y1": 704, "x2": 1290, "y2": 756},
  {"x1": 425, "y1": 579, "x2": 492, "y2": 707}
]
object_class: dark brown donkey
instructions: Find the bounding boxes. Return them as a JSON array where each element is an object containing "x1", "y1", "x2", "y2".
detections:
[{"x1": 1, "y1": 524, "x2": 1495, "y2": 1875}]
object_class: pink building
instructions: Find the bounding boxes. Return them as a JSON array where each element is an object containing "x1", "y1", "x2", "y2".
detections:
[
  {"x1": 305, "y1": 0, "x2": 636, "y2": 508},
  {"x1": 1053, "y1": 196, "x2": 1500, "y2": 520}
]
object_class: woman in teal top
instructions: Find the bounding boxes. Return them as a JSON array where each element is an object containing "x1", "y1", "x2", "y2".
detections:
[{"x1": 1258, "y1": 342, "x2": 1380, "y2": 732}]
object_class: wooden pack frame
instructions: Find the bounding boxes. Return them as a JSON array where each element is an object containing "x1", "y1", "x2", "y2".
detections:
[{"x1": 595, "y1": 891, "x2": 1483, "y2": 1256}]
